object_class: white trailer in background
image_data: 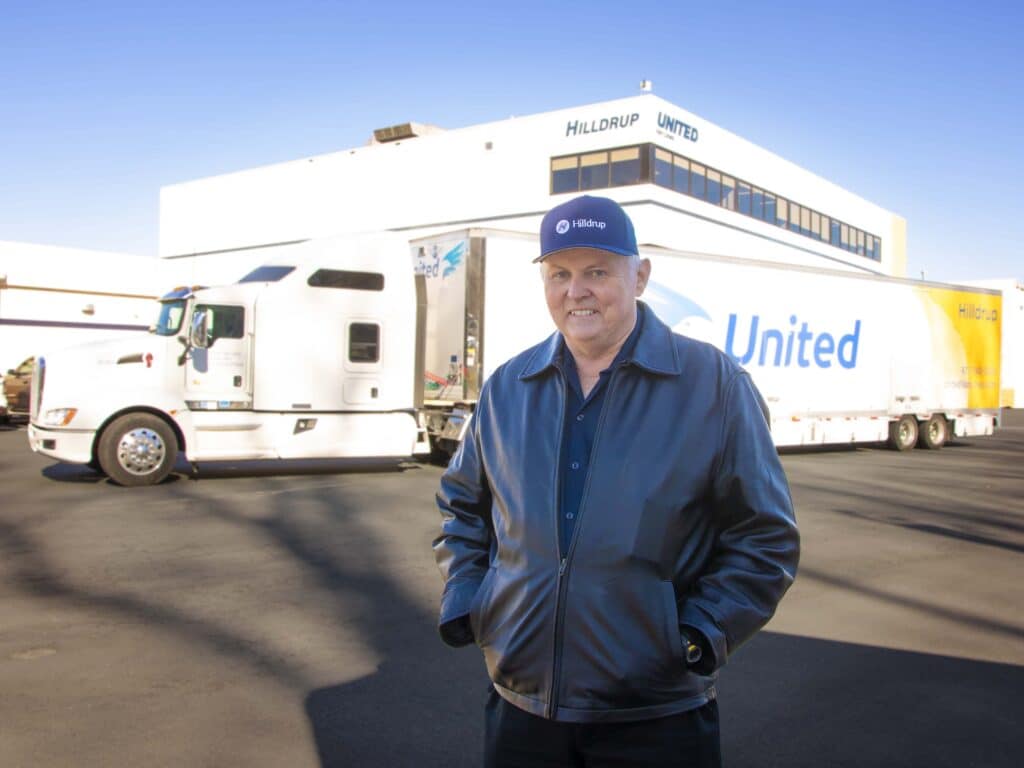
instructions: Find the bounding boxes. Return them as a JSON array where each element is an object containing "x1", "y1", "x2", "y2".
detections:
[
  {"x1": 29, "y1": 233, "x2": 428, "y2": 485},
  {"x1": 413, "y1": 229, "x2": 1003, "y2": 455},
  {"x1": 0, "y1": 242, "x2": 161, "y2": 374},
  {"x1": 27, "y1": 228, "x2": 1002, "y2": 485}
]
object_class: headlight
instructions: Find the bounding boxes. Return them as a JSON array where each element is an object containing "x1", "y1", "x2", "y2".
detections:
[{"x1": 41, "y1": 408, "x2": 78, "y2": 427}]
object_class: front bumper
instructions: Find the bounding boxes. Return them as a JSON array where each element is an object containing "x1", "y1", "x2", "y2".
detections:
[{"x1": 28, "y1": 423, "x2": 96, "y2": 464}]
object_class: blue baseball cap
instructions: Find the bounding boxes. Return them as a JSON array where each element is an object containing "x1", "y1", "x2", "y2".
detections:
[{"x1": 535, "y1": 195, "x2": 639, "y2": 263}]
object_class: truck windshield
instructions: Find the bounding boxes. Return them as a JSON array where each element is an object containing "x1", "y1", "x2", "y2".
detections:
[{"x1": 153, "y1": 300, "x2": 187, "y2": 336}]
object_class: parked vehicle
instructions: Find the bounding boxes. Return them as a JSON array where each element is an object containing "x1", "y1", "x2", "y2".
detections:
[
  {"x1": 411, "y1": 229, "x2": 1003, "y2": 455},
  {"x1": 27, "y1": 229, "x2": 1003, "y2": 486},
  {"x1": 29, "y1": 233, "x2": 427, "y2": 485},
  {"x1": 2, "y1": 357, "x2": 33, "y2": 420}
]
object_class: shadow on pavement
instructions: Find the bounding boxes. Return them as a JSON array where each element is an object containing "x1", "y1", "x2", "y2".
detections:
[
  {"x1": 302, "y1": 629, "x2": 1022, "y2": 768},
  {"x1": 721, "y1": 631, "x2": 1020, "y2": 768},
  {"x1": 38, "y1": 454, "x2": 416, "y2": 484},
  {"x1": 41, "y1": 463, "x2": 108, "y2": 484},
  {"x1": 188, "y1": 456, "x2": 416, "y2": 480}
]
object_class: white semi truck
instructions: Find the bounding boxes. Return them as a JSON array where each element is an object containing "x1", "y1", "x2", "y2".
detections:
[
  {"x1": 28, "y1": 229, "x2": 1003, "y2": 485},
  {"x1": 29, "y1": 233, "x2": 429, "y2": 485}
]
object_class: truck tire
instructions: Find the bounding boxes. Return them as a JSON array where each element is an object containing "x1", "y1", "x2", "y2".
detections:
[
  {"x1": 920, "y1": 414, "x2": 948, "y2": 450},
  {"x1": 97, "y1": 413, "x2": 177, "y2": 486},
  {"x1": 888, "y1": 415, "x2": 918, "y2": 452}
]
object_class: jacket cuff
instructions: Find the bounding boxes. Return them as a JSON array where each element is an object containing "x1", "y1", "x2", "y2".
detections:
[
  {"x1": 439, "y1": 575, "x2": 483, "y2": 628},
  {"x1": 679, "y1": 602, "x2": 728, "y2": 672},
  {"x1": 439, "y1": 615, "x2": 474, "y2": 647}
]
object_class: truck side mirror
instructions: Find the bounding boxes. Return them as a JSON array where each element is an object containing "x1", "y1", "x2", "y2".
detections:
[{"x1": 190, "y1": 310, "x2": 212, "y2": 349}]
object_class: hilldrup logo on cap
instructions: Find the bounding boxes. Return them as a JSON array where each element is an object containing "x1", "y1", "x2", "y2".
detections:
[{"x1": 555, "y1": 218, "x2": 608, "y2": 235}]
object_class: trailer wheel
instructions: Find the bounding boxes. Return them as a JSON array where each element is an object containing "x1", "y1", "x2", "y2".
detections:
[
  {"x1": 919, "y1": 414, "x2": 948, "y2": 450},
  {"x1": 888, "y1": 415, "x2": 918, "y2": 452},
  {"x1": 97, "y1": 413, "x2": 177, "y2": 486}
]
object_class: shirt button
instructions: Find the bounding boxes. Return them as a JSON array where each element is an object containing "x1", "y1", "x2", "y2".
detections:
[
  {"x1": 566, "y1": 512, "x2": 574, "y2": 519},
  {"x1": 576, "y1": 414, "x2": 584, "y2": 422},
  {"x1": 570, "y1": 461, "x2": 580, "y2": 470}
]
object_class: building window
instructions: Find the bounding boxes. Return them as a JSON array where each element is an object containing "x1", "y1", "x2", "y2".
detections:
[
  {"x1": 705, "y1": 169, "x2": 721, "y2": 206},
  {"x1": 721, "y1": 175, "x2": 736, "y2": 211},
  {"x1": 738, "y1": 183, "x2": 752, "y2": 216},
  {"x1": 653, "y1": 147, "x2": 673, "y2": 188},
  {"x1": 775, "y1": 197, "x2": 788, "y2": 229},
  {"x1": 349, "y1": 323, "x2": 380, "y2": 363},
  {"x1": 580, "y1": 151, "x2": 610, "y2": 190},
  {"x1": 551, "y1": 156, "x2": 579, "y2": 194},
  {"x1": 690, "y1": 162, "x2": 706, "y2": 199},
  {"x1": 764, "y1": 192, "x2": 776, "y2": 224},
  {"x1": 549, "y1": 142, "x2": 881, "y2": 261},
  {"x1": 672, "y1": 155, "x2": 689, "y2": 194},
  {"x1": 610, "y1": 147, "x2": 642, "y2": 186}
]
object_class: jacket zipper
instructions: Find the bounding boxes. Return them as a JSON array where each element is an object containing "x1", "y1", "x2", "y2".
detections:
[
  {"x1": 545, "y1": 368, "x2": 621, "y2": 720},
  {"x1": 546, "y1": 370, "x2": 567, "y2": 719}
]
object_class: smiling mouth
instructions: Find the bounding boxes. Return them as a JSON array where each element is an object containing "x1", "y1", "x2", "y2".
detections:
[{"x1": 569, "y1": 309, "x2": 597, "y2": 316}]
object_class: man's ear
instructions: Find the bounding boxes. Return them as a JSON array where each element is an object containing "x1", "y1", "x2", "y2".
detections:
[{"x1": 635, "y1": 258, "x2": 652, "y2": 296}]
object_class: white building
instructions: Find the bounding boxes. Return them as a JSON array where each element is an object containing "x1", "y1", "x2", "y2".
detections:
[{"x1": 158, "y1": 94, "x2": 906, "y2": 278}]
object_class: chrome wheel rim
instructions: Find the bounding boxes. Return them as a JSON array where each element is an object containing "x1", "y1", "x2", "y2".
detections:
[{"x1": 116, "y1": 428, "x2": 166, "y2": 476}]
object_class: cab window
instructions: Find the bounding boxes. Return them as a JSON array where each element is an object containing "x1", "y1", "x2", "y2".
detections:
[{"x1": 196, "y1": 304, "x2": 245, "y2": 340}]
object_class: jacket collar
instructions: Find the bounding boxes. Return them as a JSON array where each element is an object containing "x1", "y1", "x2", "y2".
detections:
[{"x1": 518, "y1": 301, "x2": 681, "y2": 380}]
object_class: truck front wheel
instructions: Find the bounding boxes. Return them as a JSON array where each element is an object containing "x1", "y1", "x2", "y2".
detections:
[
  {"x1": 97, "y1": 413, "x2": 177, "y2": 486},
  {"x1": 888, "y1": 415, "x2": 918, "y2": 452}
]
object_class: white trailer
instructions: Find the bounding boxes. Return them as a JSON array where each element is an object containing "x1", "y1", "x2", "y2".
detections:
[
  {"x1": 412, "y1": 229, "x2": 1003, "y2": 454},
  {"x1": 28, "y1": 233, "x2": 428, "y2": 485},
  {"x1": 27, "y1": 228, "x2": 1002, "y2": 485},
  {"x1": 0, "y1": 242, "x2": 161, "y2": 375}
]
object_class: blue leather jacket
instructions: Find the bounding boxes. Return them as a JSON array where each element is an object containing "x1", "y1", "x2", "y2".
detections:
[{"x1": 434, "y1": 302, "x2": 799, "y2": 723}]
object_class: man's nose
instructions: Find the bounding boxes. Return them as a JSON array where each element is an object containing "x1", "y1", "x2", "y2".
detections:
[{"x1": 566, "y1": 275, "x2": 590, "y2": 299}]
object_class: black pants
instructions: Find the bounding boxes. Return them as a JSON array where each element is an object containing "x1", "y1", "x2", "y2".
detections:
[{"x1": 484, "y1": 689, "x2": 722, "y2": 768}]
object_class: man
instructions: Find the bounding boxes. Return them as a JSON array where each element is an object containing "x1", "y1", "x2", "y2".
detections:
[{"x1": 434, "y1": 195, "x2": 799, "y2": 766}]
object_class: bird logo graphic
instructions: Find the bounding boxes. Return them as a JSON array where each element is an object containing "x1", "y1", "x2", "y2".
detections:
[{"x1": 442, "y1": 241, "x2": 465, "y2": 278}]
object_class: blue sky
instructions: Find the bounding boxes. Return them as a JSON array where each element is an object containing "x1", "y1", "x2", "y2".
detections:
[{"x1": 1, "y1": 0, "x2": 1020, "y2": 282}]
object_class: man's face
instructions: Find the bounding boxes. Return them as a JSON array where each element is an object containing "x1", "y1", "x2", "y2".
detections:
[{"x1": 541, "y1": 247, "x2": 651, "y2": 358}]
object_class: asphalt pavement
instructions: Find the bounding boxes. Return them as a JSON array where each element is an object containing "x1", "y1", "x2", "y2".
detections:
[{"x1": 0, "y1": 412, "x2": 1022, "y2": 767}]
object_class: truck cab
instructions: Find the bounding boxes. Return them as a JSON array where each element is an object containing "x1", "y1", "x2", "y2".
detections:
[{"x1": 28, "y1": 233, "x2": 427, "y2": 485}]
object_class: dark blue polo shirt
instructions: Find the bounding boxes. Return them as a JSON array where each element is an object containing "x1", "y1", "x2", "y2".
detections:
[{"x1": 555, "y1": 309, "x2": 644, "y2": 557}]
